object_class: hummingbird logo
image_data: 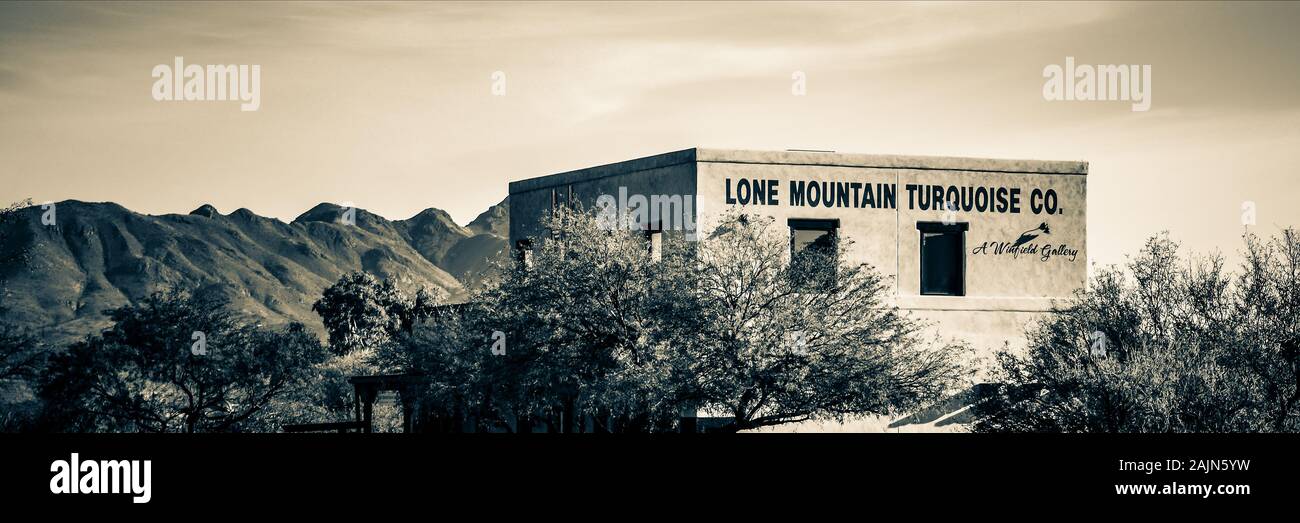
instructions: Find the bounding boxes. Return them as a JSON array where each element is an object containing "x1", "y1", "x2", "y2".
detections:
[{"x1": 1011, "y1": 222, "x2": 1051, "y2": 248}]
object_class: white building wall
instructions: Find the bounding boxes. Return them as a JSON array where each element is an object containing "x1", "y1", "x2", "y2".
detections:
[
  {"x1": 693, "y1": 149, "x2": 1087, "y2": 359},
  {"x1": 510, "y1": 148, "x2": 1088, "y2": 431}
]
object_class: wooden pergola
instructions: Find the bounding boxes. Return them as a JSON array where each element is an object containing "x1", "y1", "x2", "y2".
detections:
[
  {"x1": 348, "y1": 373, "x2": 427, "y2": 433},
  {"x1": 283, "y1": 373, "x2": 427, "y2": 433}
]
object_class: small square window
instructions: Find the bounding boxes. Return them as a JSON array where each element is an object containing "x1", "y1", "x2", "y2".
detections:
[
  {"x1": 645, "y1": 226, "x2": 663, "y2": 262},
  {"x1": 789, "y1": 218, "x2": 839, "y2": 288},
  {"x1": 515, "y1": 239, "x2": 533, "y2": 269},
  {"x1": 916, "y1": 222, "x2": 967, "y2": 296}
]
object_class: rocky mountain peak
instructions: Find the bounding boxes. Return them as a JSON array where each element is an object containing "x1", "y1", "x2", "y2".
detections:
[
  {"x1": 466, "y1": 196, "x2": 508, "y2": 237},
  {"x1": 401, "y1": 207, "x2": 469, "y2": 237},
  {"x1": 0, "y1": 197, "x2": 515, "y2": 347},
  {"x1": 190, "y1": 204, "x2": 221, "y2": 218},
  {"x1": 292, "y1": 202, "x2": 350, "y2": 224}
]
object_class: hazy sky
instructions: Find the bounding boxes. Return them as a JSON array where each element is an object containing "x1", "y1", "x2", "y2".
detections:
[{"x1": 2, "y1": 1, "x2": 1298, "y2": 267}]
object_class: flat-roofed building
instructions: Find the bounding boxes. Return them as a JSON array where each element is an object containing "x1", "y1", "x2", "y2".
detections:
[{"x1": 509, "y1": 148, "x2": 1087, "y2": 429}]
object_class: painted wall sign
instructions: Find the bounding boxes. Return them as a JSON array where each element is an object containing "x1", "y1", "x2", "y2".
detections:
[
  {"x1": 723, "y1": 179, "x2": 1068, "y2": 216},
  {"x1": 969, "y1": 222, "x2": 1081, "y2": 262}
]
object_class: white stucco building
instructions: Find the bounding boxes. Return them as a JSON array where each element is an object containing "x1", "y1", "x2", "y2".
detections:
[{"x1": 509, "y1": 148, "x2": 1088, "y2": 429}]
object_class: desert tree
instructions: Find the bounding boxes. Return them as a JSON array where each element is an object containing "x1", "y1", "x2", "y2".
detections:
[
  {"x1": 384, "y1": 205, "x2": 699, "y2": 432},
  {"x1": 312, "y1": 271, "x2": 440, "y2": 357},
  {"x1": 469, "y1": 206, "x2": 681, "y2": 432},
  {"x1": 38, "y1": 290, "x2": 327, "y2": 432},
  {"x1": 1233, "y1": 229, "x2": 1300, "y2": 431},
  {"x1": 974, "y1": 230, "x2": 1300, "y2": 433},
  {"x1": 380, "y1": 303, "x2": 499, "y2": 432},
  {"x1": 0, "y1": 322, "x2": 44, "y2": 431},
  {"x1": 0, "y1": 323, "x2": 42, "y2": 382},
  {"x1": 390, "y1": 206, "x2": 969, "y2": 433},
  {"x1": 312, "y1": 272, "x2": 441, "y2": 427},
  {"x1": 665, "y1": 213, "x2": 970, "y2": 432}
]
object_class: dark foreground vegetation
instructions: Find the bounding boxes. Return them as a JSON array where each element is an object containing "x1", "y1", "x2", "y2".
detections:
[
  {"x1": 3, "y1": 199, "x2": 1297, "y2": 433},
  {"x1": 974, "y1": 230, "x2": 1300, "y2": 432}
]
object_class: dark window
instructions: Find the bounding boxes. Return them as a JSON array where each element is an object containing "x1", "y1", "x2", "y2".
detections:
[
  {"x1": 515, "y1": 239, "x2": 533, "y2": 269},
  {"x1": 916, "y1": 222, "x2": 967, "y2": 296},
  {"x1": 789, "y1": 218, "x2": 839, "y2": 288},
  {"x1": 647, "y1": 231, "x2": 663, "y2": 261},
  {"x1": 644, "y1": 222, "x2": 663, "y2": 262},
  {"x1": 548, "y1": 188, "x2": 562, "y2": 241}
]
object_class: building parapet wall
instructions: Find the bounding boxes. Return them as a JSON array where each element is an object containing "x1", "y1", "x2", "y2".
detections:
[
  {"x1": 508, "y1": 149, "x2": 698, "y2": 194},
  {"x1": 694, "y1": 148, "x2": 1087, "y2": 176},
  {"x1": 507, "y1": 148, "x2": 1089, "y2": 196}
]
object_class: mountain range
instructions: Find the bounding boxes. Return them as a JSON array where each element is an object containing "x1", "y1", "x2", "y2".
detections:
[{"x1": 0, "y1": 198, "x2": 510, "y2": 345}]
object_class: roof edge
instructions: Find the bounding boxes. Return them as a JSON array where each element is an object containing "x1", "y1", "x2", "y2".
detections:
[
  {"x1": 695, "y1": 148, "x2": 1087, "y2": 175},
  {"x1": 508, "y1": 148, "x2": 1089, "y2": 194},
  {"x1": 508, "y1": 148, "x2": 697, "y2": 194}
]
